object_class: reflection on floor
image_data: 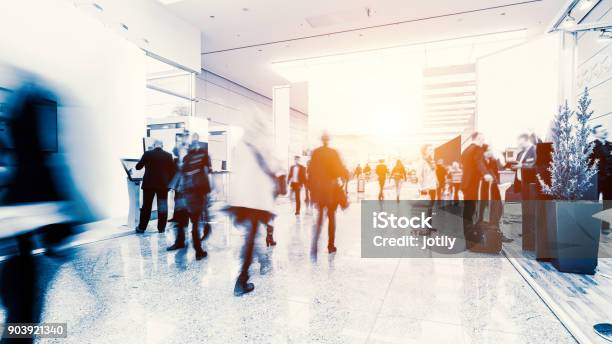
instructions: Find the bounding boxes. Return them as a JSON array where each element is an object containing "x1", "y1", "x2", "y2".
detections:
[
  {"x1": 0, "y1": 183, "x2": 577, "y2": 343},
  {"x1": 501, "y1": 203, "x2": 612, "y2": 344}
]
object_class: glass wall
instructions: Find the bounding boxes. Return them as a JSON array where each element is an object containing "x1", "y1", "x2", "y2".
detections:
[{"x1": 145, "y1": 55, "x2": 195, "y2": 121}]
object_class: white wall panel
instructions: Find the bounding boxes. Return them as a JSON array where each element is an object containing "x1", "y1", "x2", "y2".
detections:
[
  {"x1": 74, "y1": 0, "x2": 201, "y2": 72},
  {"x1": 0, "y1": 0, "x2": 146, "y2": 219},
  {"x1": 476, "y1": 34, "x2": 562, "y2": 151}
]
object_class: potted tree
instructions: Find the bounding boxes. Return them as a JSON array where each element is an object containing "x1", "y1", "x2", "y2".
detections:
[{"x1": 538, "y1": 89, "x2": 601, "y2": 275}]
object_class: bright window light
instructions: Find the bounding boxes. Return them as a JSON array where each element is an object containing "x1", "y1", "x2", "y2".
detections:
[
  {"x1": 579, "y1": 0, "x2": 594, "y2": 10},
  {"x1": 562, "y1": 15, "x2": 577, "y2": 29},
  {"x1": 157, "y1": 0, "x2": 184, "y2": 4}
]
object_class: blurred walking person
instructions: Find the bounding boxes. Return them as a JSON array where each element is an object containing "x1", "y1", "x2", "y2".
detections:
[
  {"x1": 416, "y1": 145, "x2": 438, "y2": 202},
  {"x1": 435, "y1": 159, "x2": 448, "y2": 200},
  {"x1": 461, "y1": 132, "x2": 493, "y2": 232},
  {"x1": 590, "y1": 124, "x2": 612, "y2": 235},
  {"x1": 354, "y1": 164, "x2": 362, "y2": 180},
  {"x1": 375, "y1": 159, "x2": 388, "y2": 201},
  {"x1": 304, "y1": 158, "x2": 312, "y2": 208},
  {"x1": 363, "y1": 163, "x2": 372, "y2": 180},
  {"x1": 169, "y1": 133, "x2": 189, "y2": 222},
  {"x1": 478, "y1": 145, "x2": 513, "y2": 243},
  {"x1": 0, "y1": 82, "x2": 90, "y2": 344},
  {"x1": 224, "y1": 117, "x2": 285, "y2": 296},
  {"x1": 288, "y1": 155, "x2": 307, "y2": 215},
  {"x1": 166, "y1": 134, "x2": 212, "y2": 260},
  {"x1": 134, "y1": 139, "x2": 176, "y2": 233},
  {"x1": 391, "y1": 159, "x2": 407, "y2": 201},
  {"x1": 308, "y1": 132, "x2": 348, "y2": 258},
  {"x1": 449, "y1": 161, "x2": 463, "y2": 201},
  {"x1": 415, "y1": 144, "x2": 438, "y2": 235}
]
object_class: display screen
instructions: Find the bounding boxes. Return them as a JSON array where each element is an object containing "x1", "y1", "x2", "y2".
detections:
[{"x1": 120, "y1": 158, "x2": 144, "y2": 181}]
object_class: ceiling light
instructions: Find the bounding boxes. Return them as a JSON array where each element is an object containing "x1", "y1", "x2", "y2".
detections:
[
  {"x1": 209, "y1": 15, "x2": 215, "y2": 19},
  {"x1": 598, "y1": 30, "x2": 612, "y2": 42},
  {"x1": 562, "y1": 15, "x2": 576, "y2": 28},
  {"x1": 579, "y1": 0, "x2": 594, "y2": 10},
  {"x1": 157, "y1": 0, "x2": 184, "y2": 4}
]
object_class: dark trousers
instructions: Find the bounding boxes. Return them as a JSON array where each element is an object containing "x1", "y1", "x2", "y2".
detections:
[
  {"x1": 601, "y1": 185, "x2": 612, "y2": 230},
  {"x1": 291, "y1": 183, "x2": 302, "y2": 214},
  {"x1": 436, "y1": 183, "x2": 445, "y2": 200},
  {"x1": 462, "y1": 187, "x2": 478, "y2": 231},
  {"x1": 234, "y1": 208, "x2": 272, "y2": 284},
  {"x1": 426, "y1": 189, "x2": 436, "y2": 217},
  {"x1": 0, "y1": 226, "x2": 70, "y2": 344},
  {"x1": 173, "y1": 205, "x2": 204, "y2": 253},
  {"x1": 521, "y1": 181, "x2": 536, "y2": 250},
  {"x1": 451, "y1": 183, "x2": 461, "y2": 201},
  {"x1": 378, "y1": 179, "x2": 386, "y2": 200},
  {"x1": 312, "y1": 203, "x2": 337, "y2": 255},
  {"x1": 478, "y1": 181, "x2": 502, "y2": 226},
  {"x1": 304, "y1": 186, "x2": 310, "y2": 205},
  {"x1": 139, "y1": 188, "x2": 168, "y2": 231}
]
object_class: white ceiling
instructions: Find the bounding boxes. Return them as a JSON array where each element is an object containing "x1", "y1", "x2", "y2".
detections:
[{"x1": 161, "y1": 0, "x2": 566, "y2": 113}]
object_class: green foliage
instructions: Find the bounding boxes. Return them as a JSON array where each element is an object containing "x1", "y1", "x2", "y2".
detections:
[{"x1": 539, "y1": 88, "x2": 598, "y2": 200}]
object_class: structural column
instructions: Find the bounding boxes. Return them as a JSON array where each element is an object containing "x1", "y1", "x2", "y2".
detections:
[{"x1": 273, "y1": 85, "x2": 291, "y2": 170}]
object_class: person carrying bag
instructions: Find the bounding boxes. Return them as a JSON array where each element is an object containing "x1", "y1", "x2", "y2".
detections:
[{"x1": 466, "y1": 180, "x2": 502, "y2": 253}]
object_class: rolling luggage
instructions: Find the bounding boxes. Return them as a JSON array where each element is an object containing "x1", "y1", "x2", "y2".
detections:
[
  {"x1": 467, "y1": 181, "x2": 502, "y2": 254},
  {"x1": 357, "y1": 177, "x2": 365, "y2": 193}
]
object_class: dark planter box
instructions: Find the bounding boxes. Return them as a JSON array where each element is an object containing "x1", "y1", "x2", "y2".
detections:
[
  {"x1": 535, "y1": 200, "x2": 555, "y2": 261},
  {"x1": 545, "y1": 201, "x2": 602, "y2": 275}
]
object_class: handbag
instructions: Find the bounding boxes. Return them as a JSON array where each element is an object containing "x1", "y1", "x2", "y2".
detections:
[
  {"x1": 276, "y1": 175, "x2": 288, "y2": 197},
  {"x1": 334, "y1": 182, "x2": 349, "y2": 210}
]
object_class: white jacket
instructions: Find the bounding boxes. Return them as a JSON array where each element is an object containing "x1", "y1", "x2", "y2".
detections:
[
  {"x1": 226, "y1": 140, "x2": 283, "y2": 214},
  {"x1": 416, "y1": 159, "x2": 438, "y2": 191}
]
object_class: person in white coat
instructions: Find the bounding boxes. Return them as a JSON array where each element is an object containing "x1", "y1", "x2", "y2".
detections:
[
  {"x1": 224, "y1": 115, "x2": 285, "y2": 296},
  {"x1": 415, "y1": 144, "x2": 438, "y2": 235},
  {"x1": 416, "y1": 144, "x2": 438, "y2": 201}
]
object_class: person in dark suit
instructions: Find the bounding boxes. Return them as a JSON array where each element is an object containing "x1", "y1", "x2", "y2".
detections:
[
  {"x1": 461, "y1": 132, "x2": 492, "y2": 231},
  {"x1": 167, "y1": 137, "x2": 211, "y2": 260},
  {"x1": 512, "y1": 133, "x2": 537, "y2": 249},
  {"x1": 435, "y1": 159, "x2": 448, "y2": 200},
  {"x1": 375, "y1": 159, "x2": 388, "y2": 201},
  {"x1": 288, "y1": 155, "x2": 307, "y2": 215},
  {"x1": 308, "y1": 132, "x2": 349, "y2": 257},
  {"x1": 134, "y1": 140, "x2": 176, "y2": 233},
  {"x1": 479, "y1": 145, "x2": 513, "y2": 243},
  {"x1": 590, "y1": 124, "x2": 612, "y2": 235},
  {"x1": 512, "y1": 133, "x2": 536, "y2": 193}
]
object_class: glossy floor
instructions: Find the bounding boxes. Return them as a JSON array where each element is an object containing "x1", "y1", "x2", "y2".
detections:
[{"x1": 0, "y1": 184, "x2": 577, "y2": 343}]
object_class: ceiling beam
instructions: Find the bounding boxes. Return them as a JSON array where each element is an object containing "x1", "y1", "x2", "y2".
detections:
[{"x1": 203, "y1": 0, "x2": 543, "y2": 54}]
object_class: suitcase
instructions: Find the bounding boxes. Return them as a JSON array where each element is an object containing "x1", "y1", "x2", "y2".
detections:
[
  {"x1": 357, "y1": 178, "x2": 365, "y2": 193},
  {"x1": 467, "y1": 181, "x2": 502, "y2": 253}
]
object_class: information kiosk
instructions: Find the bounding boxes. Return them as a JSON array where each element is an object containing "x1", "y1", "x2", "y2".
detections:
[{"x1": 121, "y1": 158, "x2": 144, "y2": 229}]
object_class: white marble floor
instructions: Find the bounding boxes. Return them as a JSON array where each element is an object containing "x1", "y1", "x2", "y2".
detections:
[{"x1": 0, "y1": 183, "x2": 578, "y2": 343}]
